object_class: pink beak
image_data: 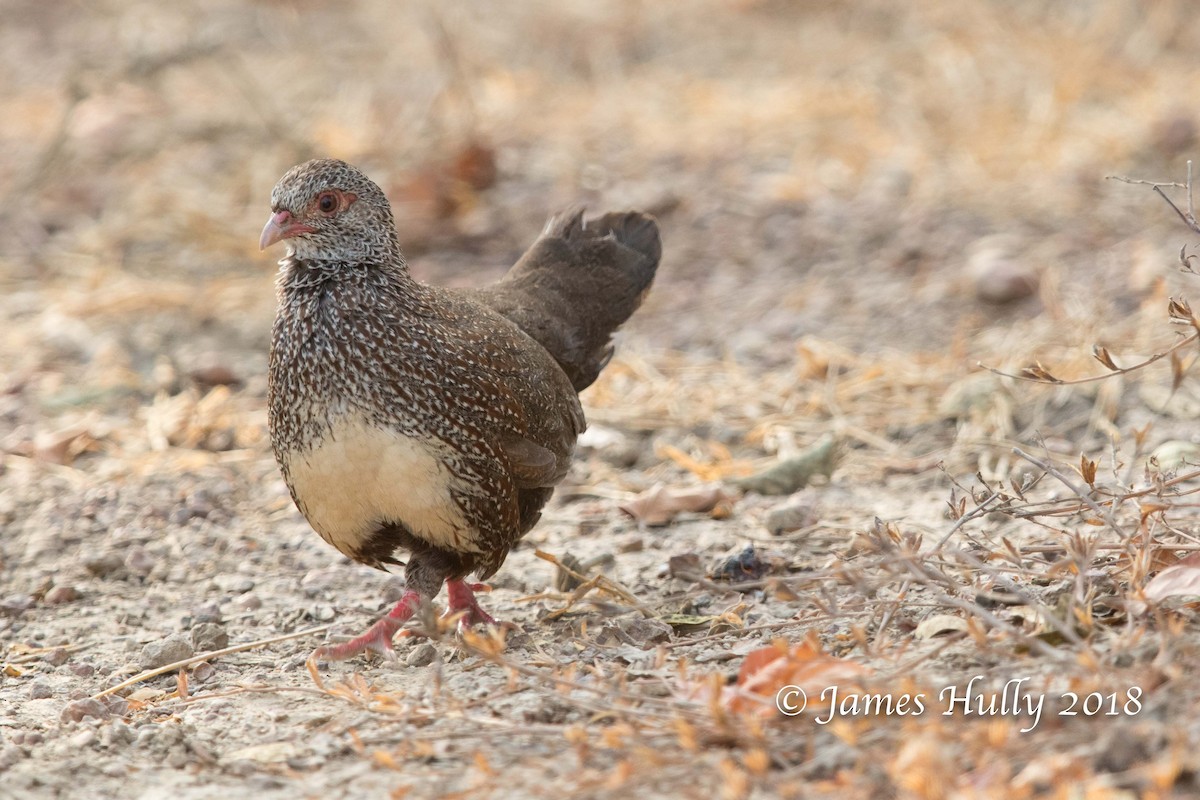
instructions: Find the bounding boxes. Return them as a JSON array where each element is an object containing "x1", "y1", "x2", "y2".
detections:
[{"x1": 259, "y1": 210, "x2": 313, "y2": 250}]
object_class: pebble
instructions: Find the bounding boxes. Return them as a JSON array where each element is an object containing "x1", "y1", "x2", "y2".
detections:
[
  {"x1": 68, "y1": 663, "x2": 95, "y2": 677},
  {"x1": 616, "y1": 616, "x2": 673, "y2": 644},
  {"x1": 43, "y1": 648, "x2": 70, "y2": 667},
  {"x1": 140, "y1": 634, "x2": 194, "y2": 669},
  {"x1": 190, "y1": 622, "x2": 229, "y2": 652},
  {"x1": 101, "y1": 721, "x2": 133, "y2": 748},
  {"x1": 44, "y1": 585, "x2": 81, "y2": 605},
  {"x1": 69, "y1": 729, "x2": 97, "y2": 748},
  {"x1": 102, "y1": 697, "x2": 129, "y2": 718},
  {"x1": 966, "y1": 238, "x2": 1038, "y2": 304},
  {"x1": 124, "y1": 547, "x2": 157, "y2": 577},
  {"x1": 60, "y1": 698, "x2": 109, "y2": 724},
  {"x1": 134, "y1": 726, "x2": 159, "y2": 748},
  {"x1": 0, "y1": 745, "x2": 26, "y2": 770},
  {"x1": 166, "y1": 745, "x2": 190, "y2": 769},
  {"x1": 186, "y1": 489, "x2": 216, "y2": 518},
  {"x1": 82, "y1": 552, "x2": 125, "y2": 578},
  {"x1": 229, "y1": 593, "x2": 261, "y2": 611},
  {"x1": 0, "y1": 595, "x2": 33, "y2": 618},
  {"x1": 764, "y1": 499, "x2": 819, "y2": 536},
  {"x1": 28, "y1": 681, "x2": 52, "y2": 700},
  {"x1": 300, "y1": 567, "x2": 341, "y2": 594},
  {"x1": 405, "y1": 642, "x2": 438, "y2": 667},
  {"x1": 212, "y1": 574, "x2": 254, "y2": 594},
  {"x1": 189, "y1": 601, "x2": 223, "y2": 624}
]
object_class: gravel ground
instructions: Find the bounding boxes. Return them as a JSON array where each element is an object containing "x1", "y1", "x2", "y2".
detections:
[{"x1": 5, "y1": 2, "x2": 1200, "y2": 798}]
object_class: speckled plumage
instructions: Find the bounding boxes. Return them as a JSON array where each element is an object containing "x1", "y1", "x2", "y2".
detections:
[{"x1": 261, "y1": 159, "x2": 659, "y2": 651}]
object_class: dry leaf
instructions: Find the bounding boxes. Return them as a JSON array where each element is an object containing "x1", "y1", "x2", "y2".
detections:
[
  {"x1": 914, "y1": 614, "x2": 969, "y2": 639},
  {"x1": 1142, "y1": 552, "x2": 1200, "y2": 605},
  {"x1": 1092, "y1": 344, "x2": 1118, "y2": 371},
  {"x1": 676, "y1": 639, "x2": 871, "y2": 717},
  {"x1": 619, "y1": 483, "x2": 734, "y2": 527},
  {"x1": 32, "y1": 424, "x2": 98, "y2": 465}
]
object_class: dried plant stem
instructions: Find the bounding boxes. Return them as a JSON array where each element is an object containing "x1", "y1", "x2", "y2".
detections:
[
  {"x1": 534, "y1": 549, "x2": 657, "y2": 618},
  {"x1": 92, "y1": 624, "x2": 332, "y2": 699},
  {"x1": 1012, "y1": 447, "x2": 1122, "y2": 535},
  {"x1": 979, "y1": 330, "x2": 1200, "y2": 385}
]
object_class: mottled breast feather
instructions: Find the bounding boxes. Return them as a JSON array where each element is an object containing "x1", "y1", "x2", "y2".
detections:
[{"x1": 268, "y1": 255, "x2": 582, "y2": 577}]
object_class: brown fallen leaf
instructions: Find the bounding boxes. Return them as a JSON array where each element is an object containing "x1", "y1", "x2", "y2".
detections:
[
  {"x1": 913, "y1": 614, "x2": 969, "y2": 640},
  {"x1": 679, "y1": 638, "x2": 871, "y2": 717},
  {"x1": 28, "y1": 423, "x2": 100, "y2": 465},
  {"x1": 619, "y1": 483, "x2": 735, "y2": 527},
  {"x1": 1142, "y1": 551, "x2": 1200, "y2": 605}
]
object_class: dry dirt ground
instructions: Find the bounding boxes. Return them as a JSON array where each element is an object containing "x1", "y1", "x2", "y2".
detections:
[{"x1": 7, "y1": 1, "x2": 1200, "y2": 798}]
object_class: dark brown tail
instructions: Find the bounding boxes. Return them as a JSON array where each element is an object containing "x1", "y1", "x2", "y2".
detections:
[{"x1": 475, "y1": 208, "x2": 661, "y2": 391}]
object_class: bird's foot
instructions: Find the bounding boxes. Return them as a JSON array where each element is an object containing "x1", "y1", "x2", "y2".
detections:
[
  {"x1": 445, "y1": 579, "x2": 502, "y2": 630},
  {"x1": 311, "y1": 589, "x2": 422, "y2": 662}
]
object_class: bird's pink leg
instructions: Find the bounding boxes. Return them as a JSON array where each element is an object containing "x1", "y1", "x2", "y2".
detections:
[
  {"x1": 311, "y1": 589, "x2": 422, "y2": 662},
  {"x1": 445, "y1": 579, "x2": 499, "y2": 628}
]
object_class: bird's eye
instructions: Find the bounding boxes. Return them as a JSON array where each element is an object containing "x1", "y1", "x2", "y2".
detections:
[{"x1": 317, "y1": 192, "x2": 337, "y2": 214}]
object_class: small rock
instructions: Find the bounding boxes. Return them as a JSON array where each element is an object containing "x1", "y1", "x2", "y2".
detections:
[
  {"x1": 124, "y1": 547, "x2": 156, "y2": 577},
  {"x1": 190, "y1": 622, "x2": 229, "y2": 652},
  {"x1": 192, "y1": 662, "x2": 215, "y2": 683},
  {"x1": 300, "y1": 567, "x2": 341, "y2": 594},
  {"x1": 966, "y1": 238, "x2": 1038, "y2": 305},
  {"x1": 186, "y1": 489, "x2": 215, "y2": 518},
  {"x1": 0, "y1": 594, "x2": 34, "y2": 618},
  {"x1": 102, "y1": 697, "x2": 129, "y2": 718},
  {"x1": 211, "y1": 574, "x2": 254, "y2": 594},
  {"x1": 134, "y1": 725, "x2": 160, "y2": 748},
  {"x1": 488, "y1": 572, "x2": 526, "y2": 592},
  {"x1": 60, "y1": 698, "x2": 109, "y2": 724},
  {"x1": 11, "y1": 731, "x2": 43, "y2": 746},
  {"x1": 44, "y1": 585, "x2": 81, "y2": 605},
  {"x1": 43, "y1": 648, "x2": 70, "y2": 667},
  {"x1": 82, "y1": 551, "x2": 125, "y2": 575},
  {"x1": 140, "y1": 634, "x2": 194, "y2": 669},
  {"x1": 229, "y1": 593, "x2": 261, "y2": 611},
  {"x1": 615, "y1": 616, "x2": 672, "y2": 644},
  {"x1": 190, "y1": 601, "x2": 223, "y2": 624},
  {"x1": 105, "y1": 721, "x2": 134, "y2": 747},
  {"x1": 667, "y1": 553, "x2": 704, "y2": 582},
  {"x1": 69, "y1": 729, "x2": 97, "y2": 748},
  {"x1": 764, "y1": 499, "x2": 819, "y2": 535},
  {"x1": 405, "y1": 642, "x2": 438, "y2": 667},
  {"x1": 68, "y1": 663, "x2": 95, "y2": 677},
  {"x1": 28, "y1": 681, "x2": 52, "y2": 700},
  {"x1": 225, "y1": 741, "x2": 297, "y2": 765},
  {"x1": 0, "y1": 745, "x2": 26, "y2": 770}
]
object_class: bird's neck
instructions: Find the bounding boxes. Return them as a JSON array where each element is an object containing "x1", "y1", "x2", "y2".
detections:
[{"x1": 276, "y1": 254, "x2": 416, "y2": 298}]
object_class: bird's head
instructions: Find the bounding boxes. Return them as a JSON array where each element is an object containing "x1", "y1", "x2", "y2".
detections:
[{"x1": 260, "y1": 159, "x2": 400, "y2": 264}]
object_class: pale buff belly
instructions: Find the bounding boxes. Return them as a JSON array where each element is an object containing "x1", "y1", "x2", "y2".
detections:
[{"x1": 281, "y1": 414, "x2": 477, "y2": 558}]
